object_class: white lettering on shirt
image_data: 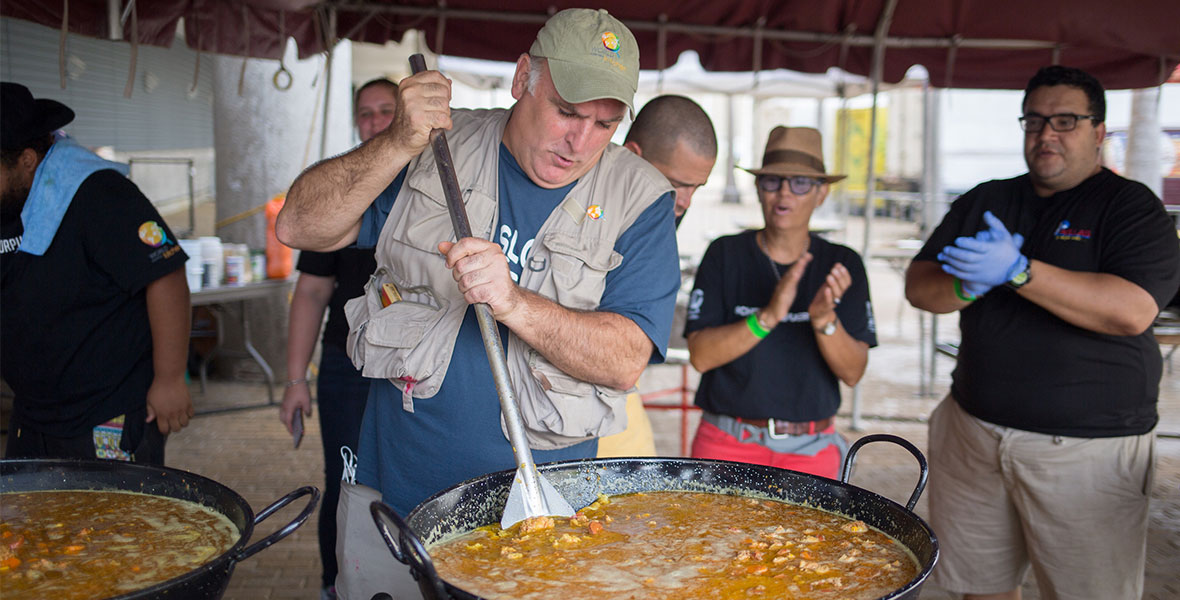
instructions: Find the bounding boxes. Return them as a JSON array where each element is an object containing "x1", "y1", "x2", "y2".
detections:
[
  {"x1": 735, "y1": 305, "x2": 809, "y2": 323},
  {"x1": 498, "y1": 224, "x2": 534, "y2": 283},
  {"x1": 0, "y1": 235, "x2": 22, "y2": 254}
]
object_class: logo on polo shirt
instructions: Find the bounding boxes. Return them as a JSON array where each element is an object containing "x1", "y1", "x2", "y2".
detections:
[
  {"x1": 1053, "y1": 220, "x2": 1092, "y2": 241},
  {"x1": 138, "y1": 221, "x2": 168, "y2": 247},
  {"x1": 586, "y1": 205, "x2": 604, "y2": 220}
]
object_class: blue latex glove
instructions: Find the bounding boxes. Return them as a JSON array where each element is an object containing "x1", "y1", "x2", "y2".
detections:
[
  {"x1": 937, "y1": 211, "x2": 1027, "y2": 293},
  {"x1": 958, "y1": 230, "x2": 995, "y2": 297}
]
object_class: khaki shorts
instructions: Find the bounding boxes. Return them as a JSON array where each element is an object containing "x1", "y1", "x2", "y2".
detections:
[
  {"x1": 596, "y1": 392, "x2": 657, "y2": 458},
  {"x1": 927, "y1": 396, "x2": 1153, "y2": 599}
]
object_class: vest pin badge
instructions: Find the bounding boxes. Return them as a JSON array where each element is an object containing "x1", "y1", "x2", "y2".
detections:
[{"x1": 586, "y1": 205, "x2": 604, "y2": 220}]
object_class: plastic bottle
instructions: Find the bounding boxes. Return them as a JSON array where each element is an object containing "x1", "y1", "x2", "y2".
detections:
[
  {"x1": 235, "y1": 244, "x2": 254, "y2": 284},
  {"x1": 250, "y1": 249, "x2": 267, "y2": 282},
  {"x1": 199, "y1": 236, "x2": 223, "y2": 288},
  {"x1": 224, "y1": 244, "x2": 246, "y2": 285},
  {"x1": 265, "y1": 194, "x2": 292, "y2": 279}
]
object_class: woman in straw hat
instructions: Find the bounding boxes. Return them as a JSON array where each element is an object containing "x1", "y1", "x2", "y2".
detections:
[{"x1": 683, "y1": 126, "x2": 877, "y2": 478}]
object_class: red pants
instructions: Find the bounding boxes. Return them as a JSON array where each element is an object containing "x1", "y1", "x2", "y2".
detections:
[{"x1": 690, "y1": 420, "x2": 842, "y2": 479}]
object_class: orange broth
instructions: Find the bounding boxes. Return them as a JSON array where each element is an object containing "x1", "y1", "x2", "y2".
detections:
[
  {"x1": 0, "y1": 490, "x2": 240, "y2": 600},
  {"x1": 429, "y1": 491, "x2": 919, "y2": 600}
]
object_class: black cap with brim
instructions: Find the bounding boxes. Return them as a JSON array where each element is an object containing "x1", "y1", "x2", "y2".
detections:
[{"x1": 1, "y1": 82, "x2": 75, "y2": 150}]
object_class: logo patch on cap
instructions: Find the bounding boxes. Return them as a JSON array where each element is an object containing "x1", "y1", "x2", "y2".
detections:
[
  {"x1": 586, "y1": 205, "x2": 604, "y2": 220},
  {"x1": 138, "y1": 221, "x2": 168, "y2": 247},
  {"x1": 601, "y1": 32, "x2": 620, "y2": 52}
]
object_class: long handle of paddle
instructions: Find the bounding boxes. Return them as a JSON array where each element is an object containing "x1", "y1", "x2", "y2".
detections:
[{"x1": 407, "y1": 54, "x2": 549, "y2": 519}]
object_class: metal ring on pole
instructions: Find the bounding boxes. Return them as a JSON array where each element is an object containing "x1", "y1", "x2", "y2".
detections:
[
  {"x1": 273, "y1": 10, "x2": 293, "y2": 91},
  {"x1": 272, "y1": 64, "x2": 293, "y2": 90}
]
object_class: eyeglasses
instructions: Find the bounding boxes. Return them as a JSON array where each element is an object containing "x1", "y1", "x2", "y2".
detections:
[
  {"x1": 756, "y1": 175, "x2": 822, "y2": 195},
  {"x1": 1018, "y1": 112, "x2": 1099, "y2": 133}
]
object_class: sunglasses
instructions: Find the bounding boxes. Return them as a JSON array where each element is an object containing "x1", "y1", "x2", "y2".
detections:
[{"x1": 756, "y1": 175, "x2": 822, "y2": 195}]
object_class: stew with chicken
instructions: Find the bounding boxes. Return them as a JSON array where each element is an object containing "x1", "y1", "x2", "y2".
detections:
[
  {"x1": 0, "y1": 490, "x2": 240, "y2": 600},
  {"x1": 429, "y1": 491, "x2": 919, "y2": 599}
]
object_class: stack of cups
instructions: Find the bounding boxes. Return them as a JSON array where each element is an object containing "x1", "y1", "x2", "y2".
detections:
[
  {"x1": 199, "y1": 236, "x2": 223, "y2": 289},
  {"x1": 178, "y1": 239, "x2": 204, "y2": 292}
]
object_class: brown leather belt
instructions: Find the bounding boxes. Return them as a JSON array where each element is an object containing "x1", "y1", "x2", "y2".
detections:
[{"x1": 735, "y1": 416, "x2": 835, "y2": 437}]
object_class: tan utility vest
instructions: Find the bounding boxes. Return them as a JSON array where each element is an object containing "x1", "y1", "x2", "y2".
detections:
[{"x1": 344, "y1": 108, "x2": 673, "y2": 450}]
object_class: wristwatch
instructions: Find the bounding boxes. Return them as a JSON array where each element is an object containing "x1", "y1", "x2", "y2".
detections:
[
  {"x1": 818, "y1": 320, "x2": 837, "y2": 336},
  {"x1": 1005, "y1": 262, "x2": 1032, "y2": 290}
]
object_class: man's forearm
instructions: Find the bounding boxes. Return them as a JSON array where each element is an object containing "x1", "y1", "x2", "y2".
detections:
[
  {"x1": 1018, "y1": 261, "x2": 1158, "y2": 335},
  {"x1": 145, "y1": 269, "x2": 191, "y2": 379},
  {"x1": 905, "y1": 260, "x2": 973, "y2": 314},
  {"x1": 500, "y1": 289, "x2": 653, "y2": 391},
  {"x1": 278, "y1": 133, "x2": 415, "y2": 252}
]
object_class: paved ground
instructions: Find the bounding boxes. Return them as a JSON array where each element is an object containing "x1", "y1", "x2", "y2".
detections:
[{"x1": 3, "y1": 214, "x2": 1177, "y2": 599}]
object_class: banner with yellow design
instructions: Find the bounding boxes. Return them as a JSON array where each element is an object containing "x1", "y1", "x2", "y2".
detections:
[{"x1": 834, "y1": 107, "x2": 888, "y2": 193}]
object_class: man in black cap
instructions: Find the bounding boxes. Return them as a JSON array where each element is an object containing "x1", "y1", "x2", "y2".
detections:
[{"x1": 1, "y1": 82, "x2": 193, "y2": 463}]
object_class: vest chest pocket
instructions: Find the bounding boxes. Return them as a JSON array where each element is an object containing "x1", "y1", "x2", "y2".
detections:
[
  {"x1": 392, "y1": 173, "x2": 497, "y2": 253},
  {"x1": 514, "y1": 349, "x2": 628, "y2": 448},
  {"x1": 344, "y1": 272, "x2": 450, "y2": 384},
  {"x1": 542, "y1": 233, "x2": 622, "y2": 311}
]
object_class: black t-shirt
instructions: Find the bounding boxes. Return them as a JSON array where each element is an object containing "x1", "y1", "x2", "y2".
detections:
[
  {"x1": 295, "y1": 247, "x2": 377, "y2": 349},
  {"x1": 0, "y1": 170, "x2": 188, "y2": 437},
  {"x1": 684, "y1": 230, "x2": 877, "y2": 421},
  {"x1": 915, "y1": 169, "x2": 1180, "y2": 437}
]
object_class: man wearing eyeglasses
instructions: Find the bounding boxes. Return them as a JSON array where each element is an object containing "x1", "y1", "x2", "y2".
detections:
[{"x1": 906, "y1": 66, "x2": 1180, "y2": 599}]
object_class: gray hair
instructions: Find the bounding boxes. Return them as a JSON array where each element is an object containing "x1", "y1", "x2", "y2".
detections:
[{"x1": 526, "y1": 55, "x2": 547, "y2": 95}]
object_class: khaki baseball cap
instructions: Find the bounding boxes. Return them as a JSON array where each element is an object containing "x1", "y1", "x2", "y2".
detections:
[{"x1": 529, "y1": 8, "x2": 639, "y2": 117}]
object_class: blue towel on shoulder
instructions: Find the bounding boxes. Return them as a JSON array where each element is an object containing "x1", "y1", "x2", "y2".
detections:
[{"x1": 19, "y1": 135, "x2": 131, "y2": 256}]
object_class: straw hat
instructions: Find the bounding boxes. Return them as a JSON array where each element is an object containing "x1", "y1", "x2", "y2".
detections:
[{"x1": 741, "y1": 126, "x2": 846, "y2": 183}]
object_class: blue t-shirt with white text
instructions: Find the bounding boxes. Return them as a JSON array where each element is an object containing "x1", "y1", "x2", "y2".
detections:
[{"x1": 355, "y1": 144, "x2": 678, "y2": 515}]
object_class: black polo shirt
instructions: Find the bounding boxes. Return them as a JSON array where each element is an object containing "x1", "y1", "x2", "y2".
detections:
[
  {"x1": 295, "y1": 247, "x2": 377, "y2": 350},
  {"x1": 915, "y1": 169, "x2": 1180, "y2": 437},
  {"x1": 1, "y1": 170, "x2": 188, "y2": 437}
]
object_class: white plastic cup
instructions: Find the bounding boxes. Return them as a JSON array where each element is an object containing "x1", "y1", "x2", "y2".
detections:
[{"x1": 178, "y1": 239, "x2": 204, "y2": 292}]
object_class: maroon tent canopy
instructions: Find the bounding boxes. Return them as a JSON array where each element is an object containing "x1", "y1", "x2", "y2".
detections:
[{"x1": 4, "y1": 0, "x2": 1178, "y2": 90}]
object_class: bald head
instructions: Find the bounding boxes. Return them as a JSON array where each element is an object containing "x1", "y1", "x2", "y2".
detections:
[
  {"x1": 625, "y1": 95, "x2": 717, "y2": 162},
  {"x1": 624, "y1": 95, "x2": 717, "y2": 223}
]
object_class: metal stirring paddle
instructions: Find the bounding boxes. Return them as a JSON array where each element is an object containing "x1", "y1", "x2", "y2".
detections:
[{"x1": 408, "y1": 54, "x2": 576, "y2": 529}]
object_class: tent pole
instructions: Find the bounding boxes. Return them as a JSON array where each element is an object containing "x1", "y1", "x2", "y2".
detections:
[
  {"x1": 861, "y1": 0, "x2": 899, "y2": 258},
  {"x1": 341, "y1": 3, "x2": 1067, "y2": 53},
  {"x1": 837, "y1": 88, "x2": 850, "y2": 234},
  {"x1": 722, "y1": 93, "x2": 740, "y2": 204},
  {"x1": 851, "y1": 0, "x2": 898, "y2": 433}
]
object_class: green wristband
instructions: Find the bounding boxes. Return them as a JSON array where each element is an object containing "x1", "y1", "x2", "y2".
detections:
[
  {"x1": 746, "y1": 313, "x2": 770, "y2": 339},
  {"x1": 953, "y1": 277, "x2": 976, "y2": 302}
]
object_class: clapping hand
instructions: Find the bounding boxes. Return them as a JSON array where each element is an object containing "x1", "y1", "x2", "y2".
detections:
[{"x1": 937, "y1": 211, "x2": 1027, "y2": 297}]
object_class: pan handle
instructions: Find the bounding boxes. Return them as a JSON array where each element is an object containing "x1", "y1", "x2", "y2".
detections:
[
  {"x1": 839, "y1": 434, "x2": 928, "y2": 512},
  {"x1": 370, "y1": 501, "x2": 449, "y2": 600},
  {"x1": 233, "y1": 485, "x2": 320, "y2": 562}
]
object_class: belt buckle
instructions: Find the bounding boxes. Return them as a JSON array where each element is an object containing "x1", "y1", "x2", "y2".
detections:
[{"x1": 766, "y1": 418, "x2": 792, "y2": 439}]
